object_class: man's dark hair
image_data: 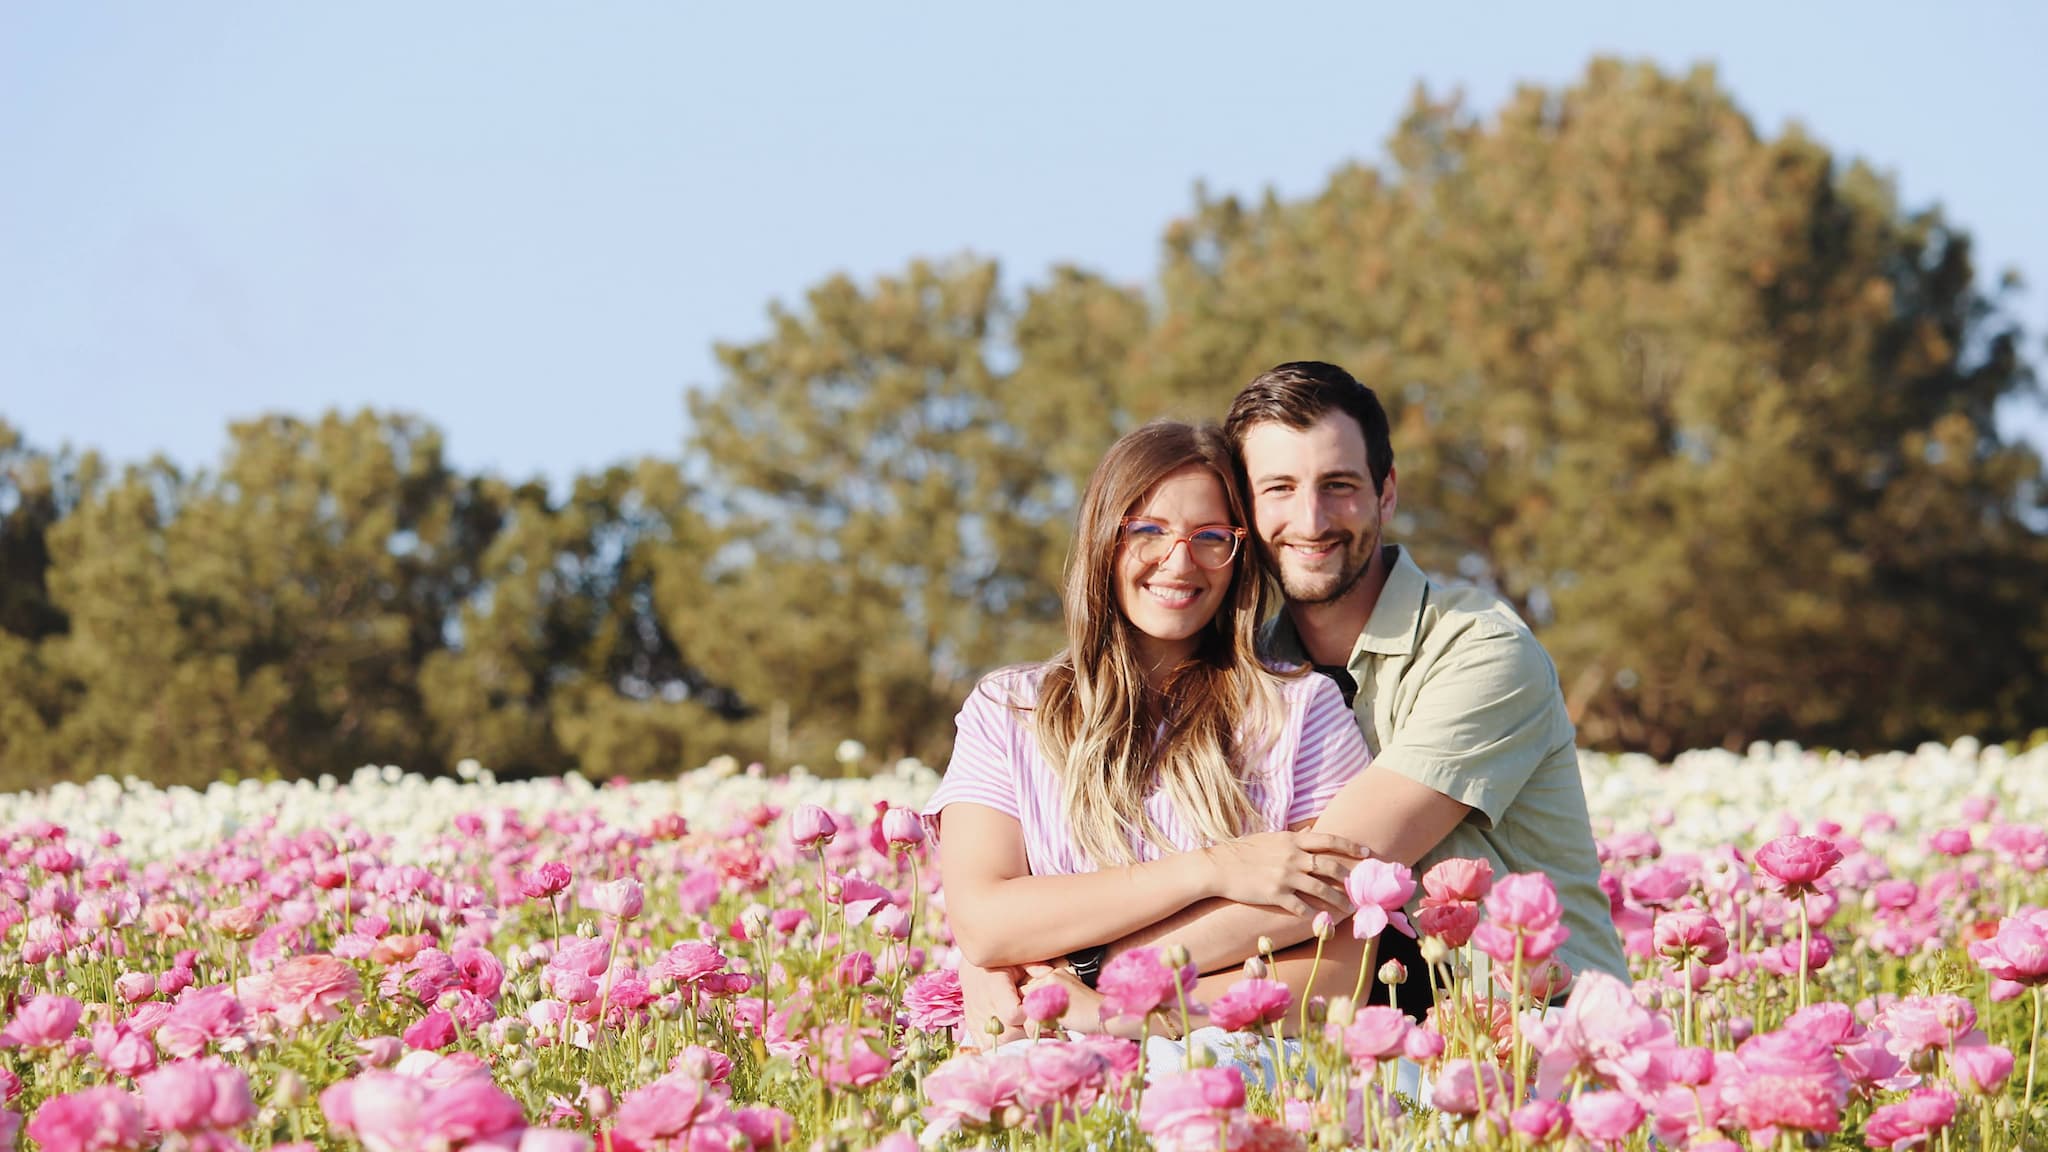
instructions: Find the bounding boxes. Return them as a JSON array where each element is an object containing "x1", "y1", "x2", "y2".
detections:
[{"x1": 1223, "y1": 361, "x2": 1394, "y2": 493}]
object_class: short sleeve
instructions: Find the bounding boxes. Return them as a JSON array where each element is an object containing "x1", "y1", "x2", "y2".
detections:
[
  {"x1": 921, "y1": 677, "x2": 1026, "y2": 838},
  {"x1": 1285, "y1": 676, "x2": 1372, "y2": 825},
  {"x1": 1373, "y1": 625, "x2": 1568, "y2": 827}
]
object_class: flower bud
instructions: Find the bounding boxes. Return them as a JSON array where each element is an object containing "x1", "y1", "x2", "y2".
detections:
[
  {"x1": 1324, "y1": 996, "x2": 1356, "y2": 1027},
  {"x1": 1378, "y1": 959, "x2": 1408, "y2": 986},
  {"x1": 983, "y1": 1015, "x2": 1008, "y2": 1037},
  {"x1": 1256, "y1": 935, "x2": 1276, "y2": 957},
  {"x1": 1163, "y1": 944, "x2": 1191, "y2": 969},
  {"x1": 1419, "y1": 937, "x2": 1450, "y2": 966},
  {"x1": 1241, "y1": 957, "x2": 1268, "y2": 980}
]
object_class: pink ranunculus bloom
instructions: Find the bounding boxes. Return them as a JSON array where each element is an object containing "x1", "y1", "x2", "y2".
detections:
[
  {"x1": 403, "y1": 1010, "x2": 457, "y2": 1052},
  {"x1": 1139, "y1": 1067, "x2": 1251, "y2": 1152},
  {"x1": 1206, "y1": 978, "x2": 1290, "y2": 1032},
  {"x1": 812, "y1": 1024, "x2": 890, "y2": 1088},
  {"x1": 0, "y1": 994, "x2": 83, "y2": 1049},
  {"x1": 1509, "y1": 1099, "x2": 1572, "y2": 1144},
  {"x1": 24, "y1": 1085, "x2": 148, "y2": 1152},
  {"x1": 1864, "y1": 1088, "x2": 1959, "y2": 1150},
  {"x1": 903, "y1": 969, "x2": 963, "y2": 1033},
  {"x1": 1724, "y1": 1028, "x2": 1849, "y2": 1140},
  {"x1": 1528, "y1": 970, "x2": 1676, "y2": 1103},
  {"x1": 518, "y1": 861, "x2": 573, "y2": 901},
  {"x1": 1653, "y1": 910, "x2": 1729, "y2": 967},
  {"x1": 1422, "y1": 856, "x2": 1494, "y2": 903},
  {"x1": 517, "y1": 1129, "x2": 594, "y2": 1152},
  {"x1": 264, "y1": 954, "x2": 364, "y2": 1029},
  {"x1": 453, "y1": 946, "x2": 505, "y2": 1001},
  {"x1": 880, "y1": 807, "x2": 925, "y2": 848},
  {"x1": 1021, "y1": 981, "x2": 1070, "y2": 1027},
  {"x1": 1926, "y1": 828, "x2": 1973, "y2": 857},
  {"x1": 1626, "y1": 864, "x2": 1692, "y2": 909},
  {"x1": 1782, "y1": 1002, "x2": 1863, "y2": 1047},
  {"x1": 137, "y1": 1057, "x2": 255, "y2": 1133},
  {"x1": 90, "y1": 1022, "x2": 157, "y2": 1078},
  {"x1": 1568, "y1": 1090, "x2": 1643, "y2": 1148},
  {"x1": 384, "y1": 947, "x2": 462, "y2": 1006},
  {"x1": 1415, "y1": 899, "x2": 1481, "y2": 947},
  {"x1": 1752, "y1": 835, "x2": 1842, "y2": 895},
  {"x1": 1332, "y1": 1005, "x2": 1411, "y2": 1071},
  {"x1": 154, "y1": 986, "x2": 248, "y2": 1059},
  {"x1": 789, "y1": 804, "x2": 836, "y2": 850},
  {"x1": 1985, "y1": 823, "x2": 2047, "y2": 871},
  {"x1": 1429, "y1": 1060, "x2": 1510, "y2": 1119},
  {"x1": 418, "y1": 1075, "x2": 528, "y2": 1148},
  {"x1": 1487, "y1": 871, "x2": 1565, "y2": 932},
  {"x1": 1096, "y1": 947, "x2": 1195, "y2": 1023},
  {"x1": 113, "y1": 973, "x2": 156, "y2": 1004},
  {"x1": 669, "y1": 1045, "x2": 734, "y2": 1085},
  {"x1": 1018, "y1": 1041, "x2": 1108, "y2": 1123},
  {"x1": 1949, "y1": 1040, "x2": 2015, "y2": 1095},
  {"x1": 1968, "y1": 909, "x2": 2048, "y2": 987},
  {"x1": 588, "y1": 878, "x2": 644, "y2": 922},
  {"x1": 650, "y1": 942, "x2": 729, "y2": 986},
  {"x1": 1880, "y1": 994, "x2": 1978, "y2": 1060},
  {"x1": 1345, "y1": 858, "x2": 1416, "y2": 940},
  {"x1": 921, "y1": 1051, "x2": 1026, "y2": 1141}
]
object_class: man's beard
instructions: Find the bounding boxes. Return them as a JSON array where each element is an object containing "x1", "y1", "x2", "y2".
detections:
[{"x1": 1275, "y1": 531, "x2": 1379, "y2": 607}]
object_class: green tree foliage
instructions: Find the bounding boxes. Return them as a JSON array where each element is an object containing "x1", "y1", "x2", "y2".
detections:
[
  {"x1": 2, "y1": 58, "x2": 2042, "y2": 784},
  {"x1": 1141, "y1": 59, "x2": 2046, "y2": 754}
]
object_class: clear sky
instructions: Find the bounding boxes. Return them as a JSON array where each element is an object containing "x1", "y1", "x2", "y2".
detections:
[{"x1": 4, "y1": 3, "x2": 2044, "y2": 484}]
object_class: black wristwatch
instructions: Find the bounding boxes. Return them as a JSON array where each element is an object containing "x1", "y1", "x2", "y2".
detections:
[{"x1": 1067, "y1": 944, "x2": 1108, "y2": 989}]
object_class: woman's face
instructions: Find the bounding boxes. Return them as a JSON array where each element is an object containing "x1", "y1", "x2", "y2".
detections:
[{"x1": 1115, "y1": 465, "x2": 1239, "y2": 673}]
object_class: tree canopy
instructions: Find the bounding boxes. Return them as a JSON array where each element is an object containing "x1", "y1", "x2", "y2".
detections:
[{"x1": 3, "y1": 59, "x2": 2042, "y2": 788}]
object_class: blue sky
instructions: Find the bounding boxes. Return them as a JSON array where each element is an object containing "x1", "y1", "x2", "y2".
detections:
[{"x1": 4, "y1": 3, "x2": 2044, "y2": 483}]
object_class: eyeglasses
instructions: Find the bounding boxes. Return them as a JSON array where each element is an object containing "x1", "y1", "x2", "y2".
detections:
[{"x1": 1118, "y1": 517, "x2": 1246, "y2": 570}]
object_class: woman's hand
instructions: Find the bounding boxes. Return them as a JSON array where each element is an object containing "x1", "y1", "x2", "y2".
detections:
[{"x1": 1198, "y1": 829, "x2": 1364, "y2": 916}]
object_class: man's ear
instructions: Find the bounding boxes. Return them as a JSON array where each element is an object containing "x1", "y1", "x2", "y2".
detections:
[{"x1": 1379, "y1": 466, "x2": 1399, "y2": 523}]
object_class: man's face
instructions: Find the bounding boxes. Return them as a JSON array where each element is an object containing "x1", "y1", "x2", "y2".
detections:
[{"x1": 1239, "y1": 413, "x2": 1396, "y2": 606}]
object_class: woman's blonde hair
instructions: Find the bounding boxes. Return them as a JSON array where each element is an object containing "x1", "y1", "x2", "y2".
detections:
[{"x1": 1027, "y1": 419, "x2": 1287, "y2": 868}]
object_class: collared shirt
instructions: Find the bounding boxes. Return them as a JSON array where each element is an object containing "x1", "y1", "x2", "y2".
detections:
[{"x1": 1264, "y1": 545, "x2": 1629, "y2": 983}]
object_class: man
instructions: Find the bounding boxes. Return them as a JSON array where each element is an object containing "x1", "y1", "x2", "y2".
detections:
[{"x1": 960, "y1": 360, "x2": 1625, "y2": 1038}]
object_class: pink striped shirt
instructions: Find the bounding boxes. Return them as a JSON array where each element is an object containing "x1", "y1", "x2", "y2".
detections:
[{"x1": 923, "y1": 665, "x2": 1371, "y2": 876}]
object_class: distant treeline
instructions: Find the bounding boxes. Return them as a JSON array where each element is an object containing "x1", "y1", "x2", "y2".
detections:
[{"x1": 4, "y1": 59, "x2": 2045, "y2": 790}]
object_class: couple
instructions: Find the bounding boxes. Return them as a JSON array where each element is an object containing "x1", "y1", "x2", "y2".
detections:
[{"x1": 921, "y1": 361, "x2": 1627, "y2": 1066}]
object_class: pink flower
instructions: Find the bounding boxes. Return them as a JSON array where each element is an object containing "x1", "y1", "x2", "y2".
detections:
[
  {"x1": 589, "y1": 878, "x2": 644, "y2": 921},
  {"x1": 137, "y1": 1058, "x2": 255, "y2": 1133},
  {"x1": 1724, "y1": 1028, "x2": 1849, "y2": 1140},
  {"x1": 113, "y1": 973, "x2": 155, "y2": 1004},
  {"x1": 812, "y1": 1025, "x2": 890, "y2": 1088},
  {"x1": 1021, "y1": 981, "x2": 1070, "y2": 1026},
  {"x1": 1429, "y1": 1061, "x2": 1510, "y2": 1118},
  {"x1": 417, "y1": 1076, "x2": 527, "y2": 1147},
  {"x1": 1927, "y1": 828, "x2": 1973, "y2": 856},
  {"x1": 1950, "y1": 1041, "x2": 2015, "y2": 1095},
  {"x1": 518, "y1": 862, "x2": 573, "y2": 901},
  {"x1": 1968, "y1": 909, "x2": 2048, "y2": 988},
  {"x1": 0, "y1": 994, "x2": 82, "y2": 1049},
  {"x1": 1415, "y1": 899, "x2": 1481, "y2": 947},
  {"x1": 90, "y1": 1023, "x2": 157, "y2": 1078},
  {"x1": 904, "y1": 969, "x2": 963, "y2": 1032},
  {"x1": 1880, "y1": 995, "x2": 1979, "y2": 1060},
  {"x1": 1567, "y1": 1090, "x2": 1643, "y2": 1148},
  {"x1": 881, "y1": 807, "x2": 925, "y2": 848},
  {"x1": 651, "y1": 942, "x2": 730, "y2": 986},
  {"x1": 1139, "y1": 1067, "x2": 1251, "y2": 1151},
  {"x1": 1509, "y1": 1099, "x2": 1571, "y2": 1144},
  {"x1": 1653, "y1": 910, "x2": 1729, "y2": 967},
  {"x1": 789, "y1": 805, "x2": 836, "y2": 850},
  {"x1": 1528, "y1": 971, "x2": 1676, "y2": 1102},
  {"x1": 1018, "y1": 1043, "x2": 1108, "y2": 1123},
  {"x1": 24, "y1": 1086, "x2": 148, "y2": 1152},
  {"x1": 1096, "y1": 947, "x2": 1194, "y2": 1022},
  {"x1": 1864, "y1": 1088, "x2": 1958, "y2": 1150},
  {"x1": 1334, "y1": 1004, "x2": 1411, "y2": 1070},
  {"x1": 265, "y1": 954, "x2": 364, "y2": 1028},
  {"x1": 1344, "y1": 858, "x2": 1416, "y2": 939},
  {"x1": 1206, "y1": 979, "x2": 1290, "y2": 1032},
  {"x1": 453, "y1": 947, "x2": 505, "y2": 1000},
  {"x1": 403, "y1": 1010, "x2": 457, "y2": 1051},
  {"x1": 1421, "y1": 857, "x2": 1494, "y2": 903},
  {"x1": 1753, "y1": 835, "x2": 1841, "y2": 895},
  {"x1": 921, "y1": 1052, "x2": 1025, "y2": 1140}
]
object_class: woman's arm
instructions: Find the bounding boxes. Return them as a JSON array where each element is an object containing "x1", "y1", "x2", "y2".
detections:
[
  {"x1": 1025, "y1": 929, "x2": 1375, "y2": 1039},
  {"x1": 936, "y1": 803, "x2": 1362, "y2": 969}
]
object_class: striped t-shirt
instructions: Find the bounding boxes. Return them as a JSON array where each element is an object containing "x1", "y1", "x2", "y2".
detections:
[{"x1": 923, "y1": 665, "x2": 1371, "y2": 876}]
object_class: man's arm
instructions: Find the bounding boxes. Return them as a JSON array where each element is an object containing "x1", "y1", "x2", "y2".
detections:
[{"x1": 1118, "y1": 626, "x2": 1558, "y2": 970}]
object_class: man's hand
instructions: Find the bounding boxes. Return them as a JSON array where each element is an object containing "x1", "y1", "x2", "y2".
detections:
[
  {"x1": 1198, "y1": 829, "x2": 1364, "y2": 916},
  {"x1": 957, "y1": 959, "x2": 1027, "y2": 1049}
]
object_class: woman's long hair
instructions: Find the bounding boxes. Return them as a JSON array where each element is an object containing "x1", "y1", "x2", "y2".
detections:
[{"x1": 1029, "y1": 420, "x2": 1287, "y2": 868}]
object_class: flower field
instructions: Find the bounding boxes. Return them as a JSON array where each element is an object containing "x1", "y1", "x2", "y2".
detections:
[{"x1": 0, "y1": 739, "x2": 2044, "y2": 1152}]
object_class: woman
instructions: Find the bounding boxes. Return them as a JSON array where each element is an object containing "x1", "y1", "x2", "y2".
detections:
[{"x1": 922, "y1": 420, "x2": 1373, "y2": 1055}]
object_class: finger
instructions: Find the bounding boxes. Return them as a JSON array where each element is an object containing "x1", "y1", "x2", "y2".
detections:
[
  {"x1": 1292, "y1": 832, "x2": 1368, "y2": 858},
  {"x1": 1293, "y1": 877, "x2": 1350, "y2": 910}
]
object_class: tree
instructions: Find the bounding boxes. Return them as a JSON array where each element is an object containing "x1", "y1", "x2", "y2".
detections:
[{"x1": 1141, "y1": 58, "x2": 2047, "y2": 754}]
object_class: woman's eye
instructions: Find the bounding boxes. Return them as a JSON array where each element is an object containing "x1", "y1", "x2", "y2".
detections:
[
  {"x1": 1191, "y1": 529, "x2": 1235, "y2": 546},
  {"x1": 1127, "y1": 522, "x2": 1170, "y2": 538}
]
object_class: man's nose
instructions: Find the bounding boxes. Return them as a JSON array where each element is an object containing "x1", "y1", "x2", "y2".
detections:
[{"x1": 1297, "y1": 488, "x2": 1332, "y2": 536}]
